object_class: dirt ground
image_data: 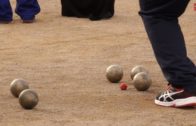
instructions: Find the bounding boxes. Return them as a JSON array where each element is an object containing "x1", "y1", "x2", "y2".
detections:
[{"x1": 0, "y1": 0, "x2": 196, "y2": 126}]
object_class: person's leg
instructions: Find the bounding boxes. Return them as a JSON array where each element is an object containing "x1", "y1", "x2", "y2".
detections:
[
  {"x1": 61, "y1": 0, "x2": 75, "y2": 17},
  {"x1": 139, "y1": 0, "x2": 196, "y2": 107},
  {"x1": 0, "y1": 0, "x2": 13, "y2": 22},
  {"x1": 61, "y1": 0, "x2": 93, "y2": 18},
  {"x1": 90, "y1": 0, "x2": 115, "y2": 21},
  {"x1": 61, "y1": 0, "x2": 115, "y2": 20},
  {"x1": 139, "y1": 0, "x2": 196, "y2": 91},
  {"x1": 15, "y1": 0, "x2": 40, "y2": 21}
]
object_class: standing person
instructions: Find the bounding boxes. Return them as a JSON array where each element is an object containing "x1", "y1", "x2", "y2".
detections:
[
  {"x1": 61, "y1": 0, "x2": 115, "y2": 21},
  {"x1": 139, "y1": 0, "x2": 196, "y2": 107},
  {"x1": 0, "y1": 0, "x2": 40, "y2": 23}
]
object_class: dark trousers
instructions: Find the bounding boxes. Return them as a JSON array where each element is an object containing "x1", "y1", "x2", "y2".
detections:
[
  {"x1": 61, "y1": 0, "x2": 115, "y2": 21},
  {"x1": 139, "y1": 0, "x2": 196, "y2": 92},
  {"x1": 0, "y1": 0, "x2": 40, "y2": 21}
]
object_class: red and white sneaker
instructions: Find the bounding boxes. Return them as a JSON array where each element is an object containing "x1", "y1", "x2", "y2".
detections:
[{"x1": 155, "y1": 84, "x2": 196, "y2": 107}]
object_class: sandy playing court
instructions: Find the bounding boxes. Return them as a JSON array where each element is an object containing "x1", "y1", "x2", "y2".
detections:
[{"x1": 0, "y1": 0, "x2": 196, "y2": 126}]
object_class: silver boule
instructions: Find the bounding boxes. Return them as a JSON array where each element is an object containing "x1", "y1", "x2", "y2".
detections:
[
  {"x1": 10, "y1": 79, "x2": 29, "y2": 97},
  {"x1": 106, "y1": 64, "x2": 123, "y2": 83},
  {"x1": 19, "y1": 89, "x2": 39, "y2": 109},
  {"x1": 133, "y1": 72, "x2": 152, "y2": 91}
]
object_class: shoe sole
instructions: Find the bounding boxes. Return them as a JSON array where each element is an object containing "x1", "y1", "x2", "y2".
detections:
[
  {"x1": 23, "y1": 20, "x2": 35, "y2": 23},
  {"x1": 0, "y1": 21, "x2": 12, "y2": 24},
  {"x1": 155, "y1": 97, "x2": 196, "y2": 107}
]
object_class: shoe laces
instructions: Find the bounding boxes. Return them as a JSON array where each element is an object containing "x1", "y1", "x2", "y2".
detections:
[
  {"x1": 158, "y1": 84, "x2": 183, "y2": 102},
  {"x1": 166, "y1": 84, "x2": 183, "y2": 92}
]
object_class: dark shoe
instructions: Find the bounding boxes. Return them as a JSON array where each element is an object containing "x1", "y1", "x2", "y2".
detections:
[
  {"x1": 155, "y1": 84, "x2": 196, "y2": 107},
  {"x1": 22, "y1": 19, "x2": 35, "y2": 23},
  {"x1": 0, "y1": 20, "x2": 12, "y2": 24}
]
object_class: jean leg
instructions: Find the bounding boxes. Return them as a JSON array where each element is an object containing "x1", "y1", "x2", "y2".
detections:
[
  {"x1": 139, "y1": 0, "x2": 196, "y2": 92},
  {"x1": 15, "y1": 0, "x2": 40, "y2": 20},
  {"x1": 0, "y1": 0, "x2": 13, "y2": 21}
]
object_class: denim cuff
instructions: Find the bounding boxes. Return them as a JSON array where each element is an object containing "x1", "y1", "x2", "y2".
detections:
[
  {"x1": 20, "y1": 15, "x2": 35, "y2": 21},
  {"x1": 0, "y1": 17, "x2": 13, "y2": 22}
]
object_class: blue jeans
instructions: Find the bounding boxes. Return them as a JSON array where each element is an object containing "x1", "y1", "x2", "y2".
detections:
[
  {"x1": 0, "y1": 0, "x2": 40, "y2": 21},
  {"x1": 139, "y1": 0, "x2": 196, "y2": 92}
]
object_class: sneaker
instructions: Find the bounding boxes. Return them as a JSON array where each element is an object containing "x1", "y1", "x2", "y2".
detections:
[{"x1": 155, "y1": 84, "x2": 196, "y2": 107}]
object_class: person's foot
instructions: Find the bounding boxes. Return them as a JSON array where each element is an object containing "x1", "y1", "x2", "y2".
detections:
[
  {"x1": 0, "y1": 20, "x2": 12, "y2": 24},
  {"x1": 155, "y1": 84, "x2": 196, "y2": 107},
  {"x1": 22, "y1": 19, "x2": 35, "y2": 23}
]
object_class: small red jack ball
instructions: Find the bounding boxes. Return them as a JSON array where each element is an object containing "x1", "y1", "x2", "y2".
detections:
[{"x1": 120, "y1": 82, "x2": 128, "y2": 90}]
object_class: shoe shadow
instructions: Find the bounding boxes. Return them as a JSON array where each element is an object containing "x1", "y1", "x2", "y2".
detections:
[{"x1": 177, "y1": 106, "x2": 196, "y2": 110}]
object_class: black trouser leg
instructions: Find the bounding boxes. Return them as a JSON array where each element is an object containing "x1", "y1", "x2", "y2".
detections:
[{"x1": 139, "y1": 0, "x2": 196, "y2": 92}]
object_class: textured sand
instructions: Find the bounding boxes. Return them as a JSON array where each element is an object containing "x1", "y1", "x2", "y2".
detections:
[{"x1": 0, "y1": 0, "x2": 196, "y2": 126}]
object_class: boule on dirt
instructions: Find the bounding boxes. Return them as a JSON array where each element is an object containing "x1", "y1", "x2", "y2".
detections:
[
  {"x1": 130, "y1": 65, "x2": 148, "y2": 80},
  {"x1": 133, "y1": 72, "x2": 152, "y2": 91},
  {"x1": 19, "y1": 89, "x2": 39, "y2": 109},
  {"x1": 106, "y1": 64, "x2": 123, "y2": 83},
  {"x1": 10, "y1": 79, "x2": 29, "y2": 98}
]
